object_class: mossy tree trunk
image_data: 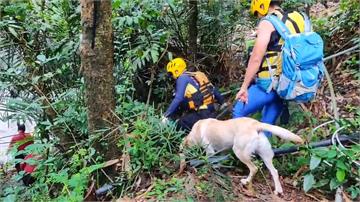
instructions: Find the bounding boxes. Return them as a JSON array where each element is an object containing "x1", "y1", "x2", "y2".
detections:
[{"x1": 80, "y1": 0, "x2": 119, "y2": 164}]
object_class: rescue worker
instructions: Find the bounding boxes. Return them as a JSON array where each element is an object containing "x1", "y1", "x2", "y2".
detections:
[
  {"x1": 8, "y1": 123, "x2": 34, "y2": 173},
  {"x1": 162, "y1": 58, "x2": 225, "y2": 131},
  {"x1": 233, "y1": 0, "x2": 307, "y2": 136}
]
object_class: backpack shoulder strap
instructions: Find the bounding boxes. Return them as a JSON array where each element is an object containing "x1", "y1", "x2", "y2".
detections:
[
  {"x1": 300, "y1": 12, "x2": 312, "y2": 32},
  {"x1": 275, "y1": 9, "x2": 302, "y2": 34},
  {"x1": 263, "y1": 14, "x2": 290, "y2": 40}
]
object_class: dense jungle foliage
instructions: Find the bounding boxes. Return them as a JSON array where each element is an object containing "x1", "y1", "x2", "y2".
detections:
[{"x1": 0, "y1": 0, "x2": 359, "y2": 201}]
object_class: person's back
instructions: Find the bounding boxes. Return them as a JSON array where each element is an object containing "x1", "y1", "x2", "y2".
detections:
[
  {"x1": 163, "y1": 58, "x2": 225, "y2": 131},
  {"x1": 8, "y1": 124, "x2": 34, "y2": 172},
  {"x1": 9, "y1": 131, "x2": 33, "y2": 151},
  {"x1": 233, "y1": 0, "x2": 308, "y2": 137},
  {"x1": 177, "y1": 72, "x2": 221, "y2": 112}
]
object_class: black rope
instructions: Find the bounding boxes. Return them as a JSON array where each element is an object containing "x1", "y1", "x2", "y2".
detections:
[
  {"x1": 274, "y1": 134, "x2": 359, "y2": 155},
  {"x1": 189, "y1": 134, "x2": 359, "y2": 167},
  {"x1": 0, "y1": 134, "x2": 17, "y2": 140}
]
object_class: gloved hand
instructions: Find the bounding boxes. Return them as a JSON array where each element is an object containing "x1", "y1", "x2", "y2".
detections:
[{"x1": 161, "y1": 116, "x2": 169, "y2": 125}]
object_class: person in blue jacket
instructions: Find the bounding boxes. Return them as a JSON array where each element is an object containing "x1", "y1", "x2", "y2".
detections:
[{"x1": 162, "y1": 58, "x2": 225, "y2": 131}]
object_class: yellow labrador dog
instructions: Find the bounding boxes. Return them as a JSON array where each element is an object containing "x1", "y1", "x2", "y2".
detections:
[{"x1": 182, "y1": 117, "x2": 303, "y2": 195}]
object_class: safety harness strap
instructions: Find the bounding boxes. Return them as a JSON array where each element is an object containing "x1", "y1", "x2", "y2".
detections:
[
  {"x1": 185, "y1": 72, "x2": 215, "y2": 111},
  {"x1": 286, "y1": 15, "x2": 301, "y2": 33}
]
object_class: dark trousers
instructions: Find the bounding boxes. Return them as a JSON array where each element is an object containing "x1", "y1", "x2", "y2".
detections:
[
  {"x1": 176, "y1": 109, "x2": 216, "y2": 132},
  {"x1": 15, "y1": 154, "x2": 25, "y2": 173},
  {"x1": 22, "y1": 174, "x2": 35, "y2": 186}
]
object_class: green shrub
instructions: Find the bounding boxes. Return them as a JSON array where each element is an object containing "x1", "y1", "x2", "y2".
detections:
[
  {"x1": 117, "y1": 101, "x2": 184, "y2": 175},
  {"x1": 147, "y1": 177, "x2": 185, "y2": 199},
  {"x1": 303, "y1": 144, "x2": 360, "y2": 198}
]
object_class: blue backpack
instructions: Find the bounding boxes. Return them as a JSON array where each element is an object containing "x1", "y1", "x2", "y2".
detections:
[{"x1": 264, "y1": 13, "x2": 325, "y2": 102}]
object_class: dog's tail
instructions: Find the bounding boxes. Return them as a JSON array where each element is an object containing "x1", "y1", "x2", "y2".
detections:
[{"x1": 257, "y1": 123, "x2": 304, "y2": 144}]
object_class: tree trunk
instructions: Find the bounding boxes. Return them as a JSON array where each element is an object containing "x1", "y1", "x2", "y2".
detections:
[
  {"x1": 188, "y1": 0, "x2": 198, "y2": 62},
  {"x1": 80, "y1": 0, "x2": 119, "y2": 162}
]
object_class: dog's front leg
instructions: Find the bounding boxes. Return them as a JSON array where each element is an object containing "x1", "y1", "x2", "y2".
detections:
[
  {"x1": 204, "y1": 144, "x2": 215, "y2": 156},
  {"x1": 202, "y1": 137, "x2": 216, "y2": 156}
]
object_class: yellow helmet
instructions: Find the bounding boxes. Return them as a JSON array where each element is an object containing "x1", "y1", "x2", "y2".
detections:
[
  {"x1": 250, "y1": 0, "x2": 271, "y2": 16},
  {"x1": 166, "y1": 58, "x2": 187, "y2": 79}
]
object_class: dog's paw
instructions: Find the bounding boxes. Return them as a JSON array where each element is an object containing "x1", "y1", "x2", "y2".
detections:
[{"x1": 240, "y1": 179, "x2": 249, "y2": 185}]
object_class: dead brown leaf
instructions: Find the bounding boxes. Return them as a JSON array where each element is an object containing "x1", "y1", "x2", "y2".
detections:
[{"x1": 103, "y1": 158, "x2": 120, "y2": 168}]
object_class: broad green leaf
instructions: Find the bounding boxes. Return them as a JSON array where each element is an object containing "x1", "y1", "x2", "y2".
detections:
[
  {"x1": 310, "y1": 155, "x2": 321, "y2": 170},
  {"x1": 330, "y1": 178, "x2": 341, "y2": 190},
  {"x1": 312, "y1": 147, "x2": 329, "y2": 158},
  {"x1": 113, "y1": 0, "x2": 121, "y2": 9},
  {"x1": 134, "y1": 17, "x2": 139, "y2": 24},
  {"x1": 81, "y1": 163, "x2": 104, "y2": 174},
  {"x1": 313, "y1": 179, "x2": 329, "y2": 188},
  {"x1": 150, "y1": 49, "x2": 159, "y2": 63},
  {"x1": 8, "y1": 27, "x2": 18, "y2": 38},
  {"x1": 168, "y1": 52, "x2": 173, "y2": 60},
  {"x1": 37, "y1": 54, "x2": 46, "y2": 63},
  {"x1": 43, "y1": 72, "x2": 54, "y2": 80},
  {"x1": 336, "y1": 169, "x2": 346, "y2": 182},
  {"x1": 336, "y1": 160, "x2": 347, "y2": 170},
  {"x1": 348, "y1": 185, "x2": 360, "y2": 199},
  {"x1": 327, "y1": 150, "x2": 337, "y2": 158},
  {"x1": 118, "y1": 17, "x2": 126, "y2": 26},
  {"x1": 303, "y1": 173, "x2": 315, "y2": 192},
  {"x1": 126, "y1": 16, "x2": 133, "y2": 26},
  {"x1": 8, "y1": 23, "x2": 22, "y2": 29}
]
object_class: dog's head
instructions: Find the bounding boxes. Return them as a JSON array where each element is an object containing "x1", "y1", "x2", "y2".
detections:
[
  {"x1": 180, "y1": 121, "x2": 202, "y2": 151},
  {"x1": 179, "y1": 136, "x2": 191, "y2": 152}
]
